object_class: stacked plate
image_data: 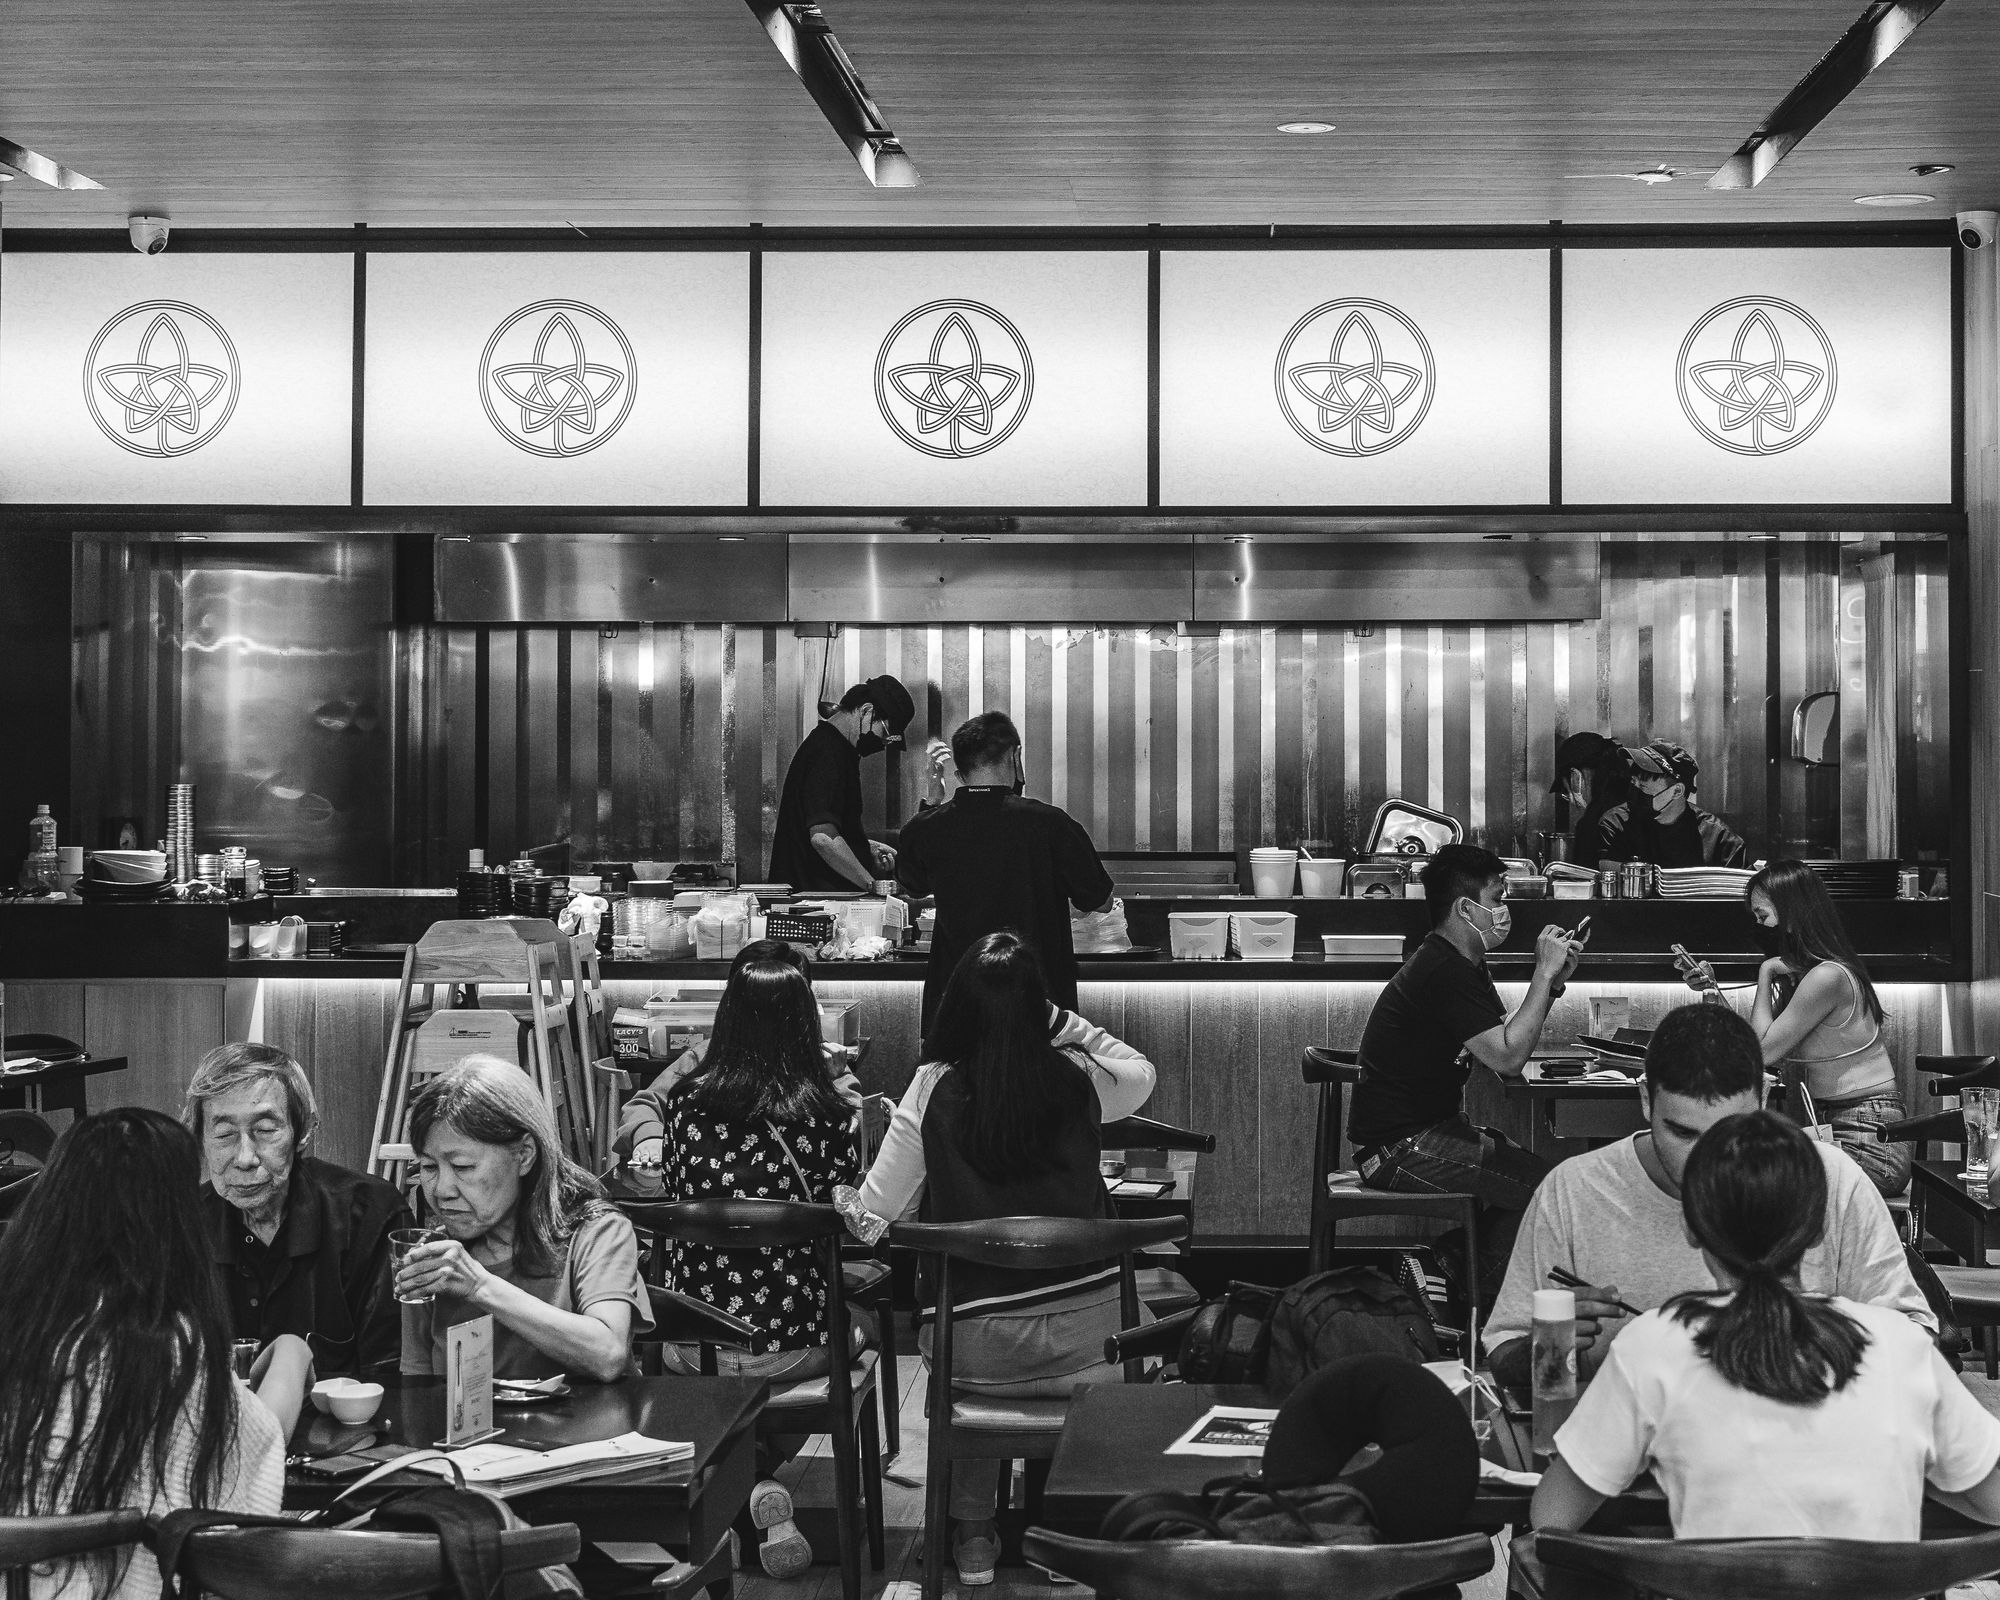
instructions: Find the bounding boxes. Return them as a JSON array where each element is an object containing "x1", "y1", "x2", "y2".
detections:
[
  {"x1": 1804, "y1": 860, "x2": 1901, "y2": 899},
  {"x1": 1654, "y1": 867, "x2": 1756, "y2": 900},
  {"x1": 89, "y1": 849, "x2": 167, "y2": 884}
]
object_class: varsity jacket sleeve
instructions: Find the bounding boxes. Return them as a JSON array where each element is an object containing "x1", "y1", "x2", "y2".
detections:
[
  {"x1": 1049, "y1": 1007, "x2": 1156, "y2": 1121},
  {"x1": 856, "y1": 1061, "x2": 948, "y2": 1223}
]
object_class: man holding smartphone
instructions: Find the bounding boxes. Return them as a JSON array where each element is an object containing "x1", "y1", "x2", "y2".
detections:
[{"x1": 1348, "y1": 844, "x2": 1586, "y2": 1301}]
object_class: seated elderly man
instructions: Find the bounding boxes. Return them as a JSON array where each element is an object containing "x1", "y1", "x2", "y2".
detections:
[{"x1": 187, "y1": 1043, "x2": 410, "y2": 1376}]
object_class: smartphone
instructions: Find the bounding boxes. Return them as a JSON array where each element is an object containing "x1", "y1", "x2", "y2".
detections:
[
  {"x1": 1670, "y1": 942, "x2": 1716, "y2": 988},
  {"x1": 1573, "y1": 915, "x2": 1593, "y2": 943},
  {"x1": 294, "y1": 1452, "x2": 379, "y2": 1479}
]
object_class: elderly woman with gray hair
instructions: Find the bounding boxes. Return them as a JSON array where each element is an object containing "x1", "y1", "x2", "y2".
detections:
[
  {"x1": 188, "y1": 1042, "x2": 411, "y2": 1377},
  {"x1": 397, "y1": 1056, "x2": 653, "y2": 1383}
]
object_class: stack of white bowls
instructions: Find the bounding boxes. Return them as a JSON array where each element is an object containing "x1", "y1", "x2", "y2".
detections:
[
  {"x1": 1249, "y1": 847, "x2": 1298, "y2": 898},
  {"x1": 91, "y1": 849, "x2": 168, "y2": 884}
]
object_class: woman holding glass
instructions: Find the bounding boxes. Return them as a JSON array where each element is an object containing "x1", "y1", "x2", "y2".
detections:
[{"x1": 396, "y1": 1055, "x2": 653, "y2": 1382}]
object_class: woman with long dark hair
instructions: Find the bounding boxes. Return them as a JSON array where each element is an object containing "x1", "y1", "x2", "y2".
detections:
[
  {"x1": 1686, "y1": 859, "x2": 1907, "y2": 1195},
  {"x1": 651, "y1": 939, "x2": 866, "y2": 1578},
  {"x1": 1529, "y1": 1111, "x2": 2000, "y2": 1547},
  {"x1": 0, "y1": 1108, "x2": 316, "y2": 1600},
  {"x1": 849, "y1": 931, "x2": 1156, "y2": 1588}
]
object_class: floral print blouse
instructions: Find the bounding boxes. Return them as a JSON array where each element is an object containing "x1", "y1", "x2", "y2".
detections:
[{"x1": 659, "y1": 1086, "x2": 859, "y2": 1353}]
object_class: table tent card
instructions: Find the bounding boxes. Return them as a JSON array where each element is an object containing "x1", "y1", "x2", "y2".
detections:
[
  {"x1": 443, "y1": 1314, "x2": 500, "y2": 1448},
  {"x1": 0, "y1": 254, "x2": 353, "y2": 504}
]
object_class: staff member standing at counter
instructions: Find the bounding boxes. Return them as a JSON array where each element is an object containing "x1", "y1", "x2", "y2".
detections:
[
  {"x1": 1551, "y1": 731, "x2": 1628, "y2": 867},
  {"x1": 896, "y1": 712, "x2": 1115, "y2": 1032},
  {"x1": 1596, "y1": 740, "x2": 1747, "y2": 870},
  {"x1": 1349, "y1": 844, "x2": 1583, "y2": 1299},
  {"x1": 768, "y1": 675, "x2": 915, "y2": 892}
]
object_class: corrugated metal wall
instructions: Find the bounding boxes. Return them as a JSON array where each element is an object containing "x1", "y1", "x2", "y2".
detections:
[{"x1": 404, "y1": 543, "x2": 1952, "y2": 879}]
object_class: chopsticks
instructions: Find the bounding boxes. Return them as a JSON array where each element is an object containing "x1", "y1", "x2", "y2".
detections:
[{"x1": 1546, "y1": 1266, "x2": 1643, "y2": 1319}]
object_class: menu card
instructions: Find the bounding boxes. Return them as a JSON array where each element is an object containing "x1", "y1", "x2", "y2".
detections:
[
  {"x1": 443, "y1": 1315, "x2": 501, "y2": 1448},
  {"x1": 1164, "y1": 1405, "x2": 1279, "y2": 1457}
]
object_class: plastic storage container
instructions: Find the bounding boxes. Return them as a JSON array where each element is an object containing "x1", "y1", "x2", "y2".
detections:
[
  {"x1": 1230, "y1": 911, "x2": 1298, "y2": 960},
  {"x1": 1167, "y1": 912, "x2": 1230, "y2": 960},
  {"x1": 1321, "y1": 934, "x2": 1407, "y2": 964}
]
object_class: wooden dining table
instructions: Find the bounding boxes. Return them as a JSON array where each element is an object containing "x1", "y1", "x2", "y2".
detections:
[
  {"x1": 285, "y1": 1374, "x2": 765, "y2": 1594},
  {"x1": 0, "y1": 1053, "x2": 129, "y2": 1118}
]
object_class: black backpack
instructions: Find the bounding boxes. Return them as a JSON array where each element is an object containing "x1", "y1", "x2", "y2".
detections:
[{"x1": 1180, "y1": 1268, "x2": 1441, "y2": 1402}]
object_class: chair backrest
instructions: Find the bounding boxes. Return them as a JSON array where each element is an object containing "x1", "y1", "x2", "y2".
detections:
[
  {"x1": 1301, "y1": 1046, "x2": 1362, "y2": 1178},
  {"x1": 1021, "y1": 1528, "x2": 1493, "y2": 1600},
  {"x1": 172, "y1": 1521, "x2": 581, "y2": 1600},
  {"x1": 890, "y1": 1214, "x2": 1187, "y2": 1271},
  {"x1": 618, "y1": 1196, "x2": 846, "y2": 1250},
  {"x1": 1919, "y1": 1054, "x2": 1998, "y2": 1092},
  {"x1": 1875, "y1": 1108, "x2": 1963, "y2": 1151},
  {"x1": 0, "y1": 1510, "x2": 147, "y2": 1571},
  {"x1": 1536, "y1": 1528, "x2": 2000, "y2": 1600},
  {"x1": 1101, "y1": 1115, "x2": 1218, "y2": 1154},
  {"x1": 0, "y1": 1110, "x2": 58, "y2": 1164}
]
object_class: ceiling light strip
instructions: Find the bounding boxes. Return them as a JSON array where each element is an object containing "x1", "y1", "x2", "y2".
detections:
[
  {"x1": 1709, "y1": 0, "x2": 1946, "y2": 189},
  {"x1": 743, "y1": 1, "x2": 918, "y2": 189},
  {"x1": 0, "y1": 135, "x2": 102, "y2": 190}
]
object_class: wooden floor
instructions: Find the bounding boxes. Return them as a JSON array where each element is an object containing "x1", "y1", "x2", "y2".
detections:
[{"x1": 710, "y1": 1371, "x2": 2000, "y2": 1599}]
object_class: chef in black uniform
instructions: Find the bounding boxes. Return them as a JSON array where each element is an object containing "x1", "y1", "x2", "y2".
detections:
[
  {"x1": 768, "y1": 675, "x2": 916, "y2": 892},
  {"x1": 1595, "y1": 740, "x2": 1747, "y2": 869},
  {"x1": 1550, "y1": 730, "x2": 1628, "y2": 867},
  {"x1": 896, "y1": 711, "x2": 1115, "y2": 1031}
]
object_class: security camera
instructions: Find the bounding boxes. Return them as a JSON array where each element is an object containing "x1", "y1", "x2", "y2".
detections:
[
  {"x1": 128, "y1": 215, "x2": 170, "y2": 255},
  {"x1": 1957, "y1": 210, "x2": 1997, "y2": 251}
]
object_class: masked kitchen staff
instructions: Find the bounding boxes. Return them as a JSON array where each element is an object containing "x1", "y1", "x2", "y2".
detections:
[
  {"x1": 769, "y1": 675, "x2": 916, "y2": 893},
  {"x1": 1596, "y1": 740, "x2": 1746, "y2": 870},
  {"x1": 895, "y1": 711, "x2": 1114, "y2": 1032},
  {"x1": 1550, "y1": 731, "x2": 1629, "y2": 868}
]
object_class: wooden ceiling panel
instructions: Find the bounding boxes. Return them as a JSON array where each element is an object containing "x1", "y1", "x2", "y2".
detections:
[{"x1": 0, "y1": 0, "x2": 1987, "y2": 230}]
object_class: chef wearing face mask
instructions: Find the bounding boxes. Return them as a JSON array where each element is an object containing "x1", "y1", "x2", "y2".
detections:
[
  {"x1": 1347, "y1": 845, "x2": 1584, "y2": 1301},
  {"x1": 1595, "y1": 741, "x2": 1747, "y2": 871},
  {"x1": 1550, "y1": 731, "x2": 1629, "y2": 867},
  {"x1": 895, "y1": 710, "x2": 1114, "y2": 1034},
  {"x1": 769, "y1": 675, "x2": 916, "y2": 893}
]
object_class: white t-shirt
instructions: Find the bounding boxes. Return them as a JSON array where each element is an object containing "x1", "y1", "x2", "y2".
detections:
[
  {"x1": 1485, "y1": 1133, "x2": 1932, "y2": 1355},
  {"x1": 1554, "y1": 1297, "x2": 2000, "y2": 1540}
]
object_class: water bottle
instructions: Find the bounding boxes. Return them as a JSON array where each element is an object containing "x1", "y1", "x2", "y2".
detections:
[
  {"x1": 1531, "y1": 1288, "x2": 1579, "y2": 1458},
  {"x1": 19, "y1": 805, "x2": 59, "y2": 892}
]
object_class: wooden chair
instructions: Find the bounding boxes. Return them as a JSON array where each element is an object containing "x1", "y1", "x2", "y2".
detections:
[
  {"x1": 1922, "y1": 1054, "x2": 2000, "y2": 1095},
  {"x1": 618, "y1": 1199, "x2": 885, "y2": 1600},
  {"x1": 891, "y1": 1213, "x2": 1190, "y2": 1600},
  {"x1": 1022, "y1": 1526, "x2": 1494, "y2": 1600},
  {"x1": 0, "y1": 1510, "x2": 146, "y2": 1600},
  {"x1": 844, "y1": 1091, "x2": 903, "y2": 1459},
  {"x1": 1100, "y1": 1114, "x2": 1210, "y2": 1318},
  {"x1": 160, "y1": 1520, "x2": 581, "y2": 1600},
  {"x1": 1535, "y1": 1526, "x2": 2000, "y2": 1600},
  {"x1": 0, "y1": 1110, "x2": 57, "y2": 1165},
  {"x1": 1302, "y1": 1047, "x2": 1481, "y2": 1348}
]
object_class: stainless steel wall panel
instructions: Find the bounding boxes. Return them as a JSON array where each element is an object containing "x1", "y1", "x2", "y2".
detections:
[
  {"x1": 434, "y1": 535, "x2": 789, "y2": 623},
  {"x1": 1193, "y1": 537, "x2": 1602, "y2": 624},
  {"x1": 788, "y1": 537, "x2": 1194, "y2": 624}
]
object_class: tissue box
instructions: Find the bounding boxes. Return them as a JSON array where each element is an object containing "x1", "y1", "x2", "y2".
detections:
[
  {"x1": 1168, "y1": 913, "x2": 1230, "y2": 960},
  {"x1": 1230, "y1": 911, "x2": 1297, "y2": 960}
]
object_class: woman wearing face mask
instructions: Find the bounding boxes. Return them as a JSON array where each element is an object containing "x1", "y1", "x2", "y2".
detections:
[
  {"x1": 1596, "y1": 741, "x2": 1747, "y2": 871},
  {"x1": 1680, "y1": 860, "x2": 1908, "y2": 1197}
]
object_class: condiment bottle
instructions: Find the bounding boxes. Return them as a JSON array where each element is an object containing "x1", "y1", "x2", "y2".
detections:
[{"x1": 1531, "y1": 1288, "x2": 1579, "y2": 1458}]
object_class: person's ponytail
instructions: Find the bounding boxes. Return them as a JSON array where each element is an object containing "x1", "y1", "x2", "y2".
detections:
[{"x1": 1665, "y1": 1111, "x2": 1869, "y2": 1406}]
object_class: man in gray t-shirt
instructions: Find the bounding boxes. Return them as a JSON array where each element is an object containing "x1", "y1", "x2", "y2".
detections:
[{"x1": 1486, "y1": 1006, "x2": 1930, "y2": 1391}]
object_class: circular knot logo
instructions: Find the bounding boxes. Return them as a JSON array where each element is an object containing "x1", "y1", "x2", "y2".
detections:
[
  {"x1": 1276, "y1": 298, "x2": 1435, "y2": 457},
  {"x1": 85, "y1": 301, "x2": 241, "y2": 457},
  {"x1": 480, "y1": 299, "x2": 637, "y2": 457},
  {"x1": 874, "y1": 299, "x2": 1034, "y2": 458},
  {"x1": 1676, "y1": 296, "x2": 1837, "y2": 456}
]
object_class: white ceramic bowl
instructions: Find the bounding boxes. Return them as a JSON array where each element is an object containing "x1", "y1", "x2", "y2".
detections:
[
  {"x1": 91, "y1": 851, "x2": 168, "y2": 883},
  {"x1": 312, "y1": 1378, "x2": 384, "y2": 1425}
]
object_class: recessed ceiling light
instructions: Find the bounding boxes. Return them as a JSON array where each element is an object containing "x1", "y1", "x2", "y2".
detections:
[
  {"x1": 1854, "y1": 192, "x2": 1935, "y2": 206},
  {"x1": 1277, "y1": 121, "x2": 1336, "y2": 135},
  {"x1": 1911, "y1": 163, "x2": 1955, "y2": 177},
  {"x1": 716, "y1": 535, "x2": 747, "y2": 543}
]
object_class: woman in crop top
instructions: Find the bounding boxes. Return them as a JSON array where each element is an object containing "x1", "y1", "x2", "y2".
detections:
[{"x1": 1743, "y1": 860, "x2": 1907, "y2": 1196}]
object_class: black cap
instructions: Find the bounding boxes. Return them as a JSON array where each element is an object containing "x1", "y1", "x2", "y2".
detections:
[
  {"x1": 1551, "y1": 732, "x2": 1621, "y2": 792},
  {"x1": 861, "y1": 675, "x2": 916, "y2": 743},
  {"x1": 1627, "y1": 739, "x2": 1699, "y2": 791}
]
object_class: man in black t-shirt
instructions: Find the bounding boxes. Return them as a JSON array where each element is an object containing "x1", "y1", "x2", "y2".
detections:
[
  {"x1": 1349, "y1": 844, "x2": 1583, "y2": 1298},
  {"x1": 897, "y1": 712, "x2": 1115, "y2": 1030},
  {"x1": 1594, "y1": 740, "x2": 1746, "y2": 871},
  {"x1": 769, "y1": 675, "x2": 915, "y2": 892}
]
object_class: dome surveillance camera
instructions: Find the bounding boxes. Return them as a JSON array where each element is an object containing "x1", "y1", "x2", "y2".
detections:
[
  {"x1": 128, "y1": 215, "x2": 170, "y2": 255},
  {"x1": 1956, "y1": 210, "x2": 1997, "y2": 251}
]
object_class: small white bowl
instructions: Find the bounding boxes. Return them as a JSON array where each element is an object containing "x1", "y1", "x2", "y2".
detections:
[{"x1": 324, "y1": 1380, "x2": 384, "y2": 1426}]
